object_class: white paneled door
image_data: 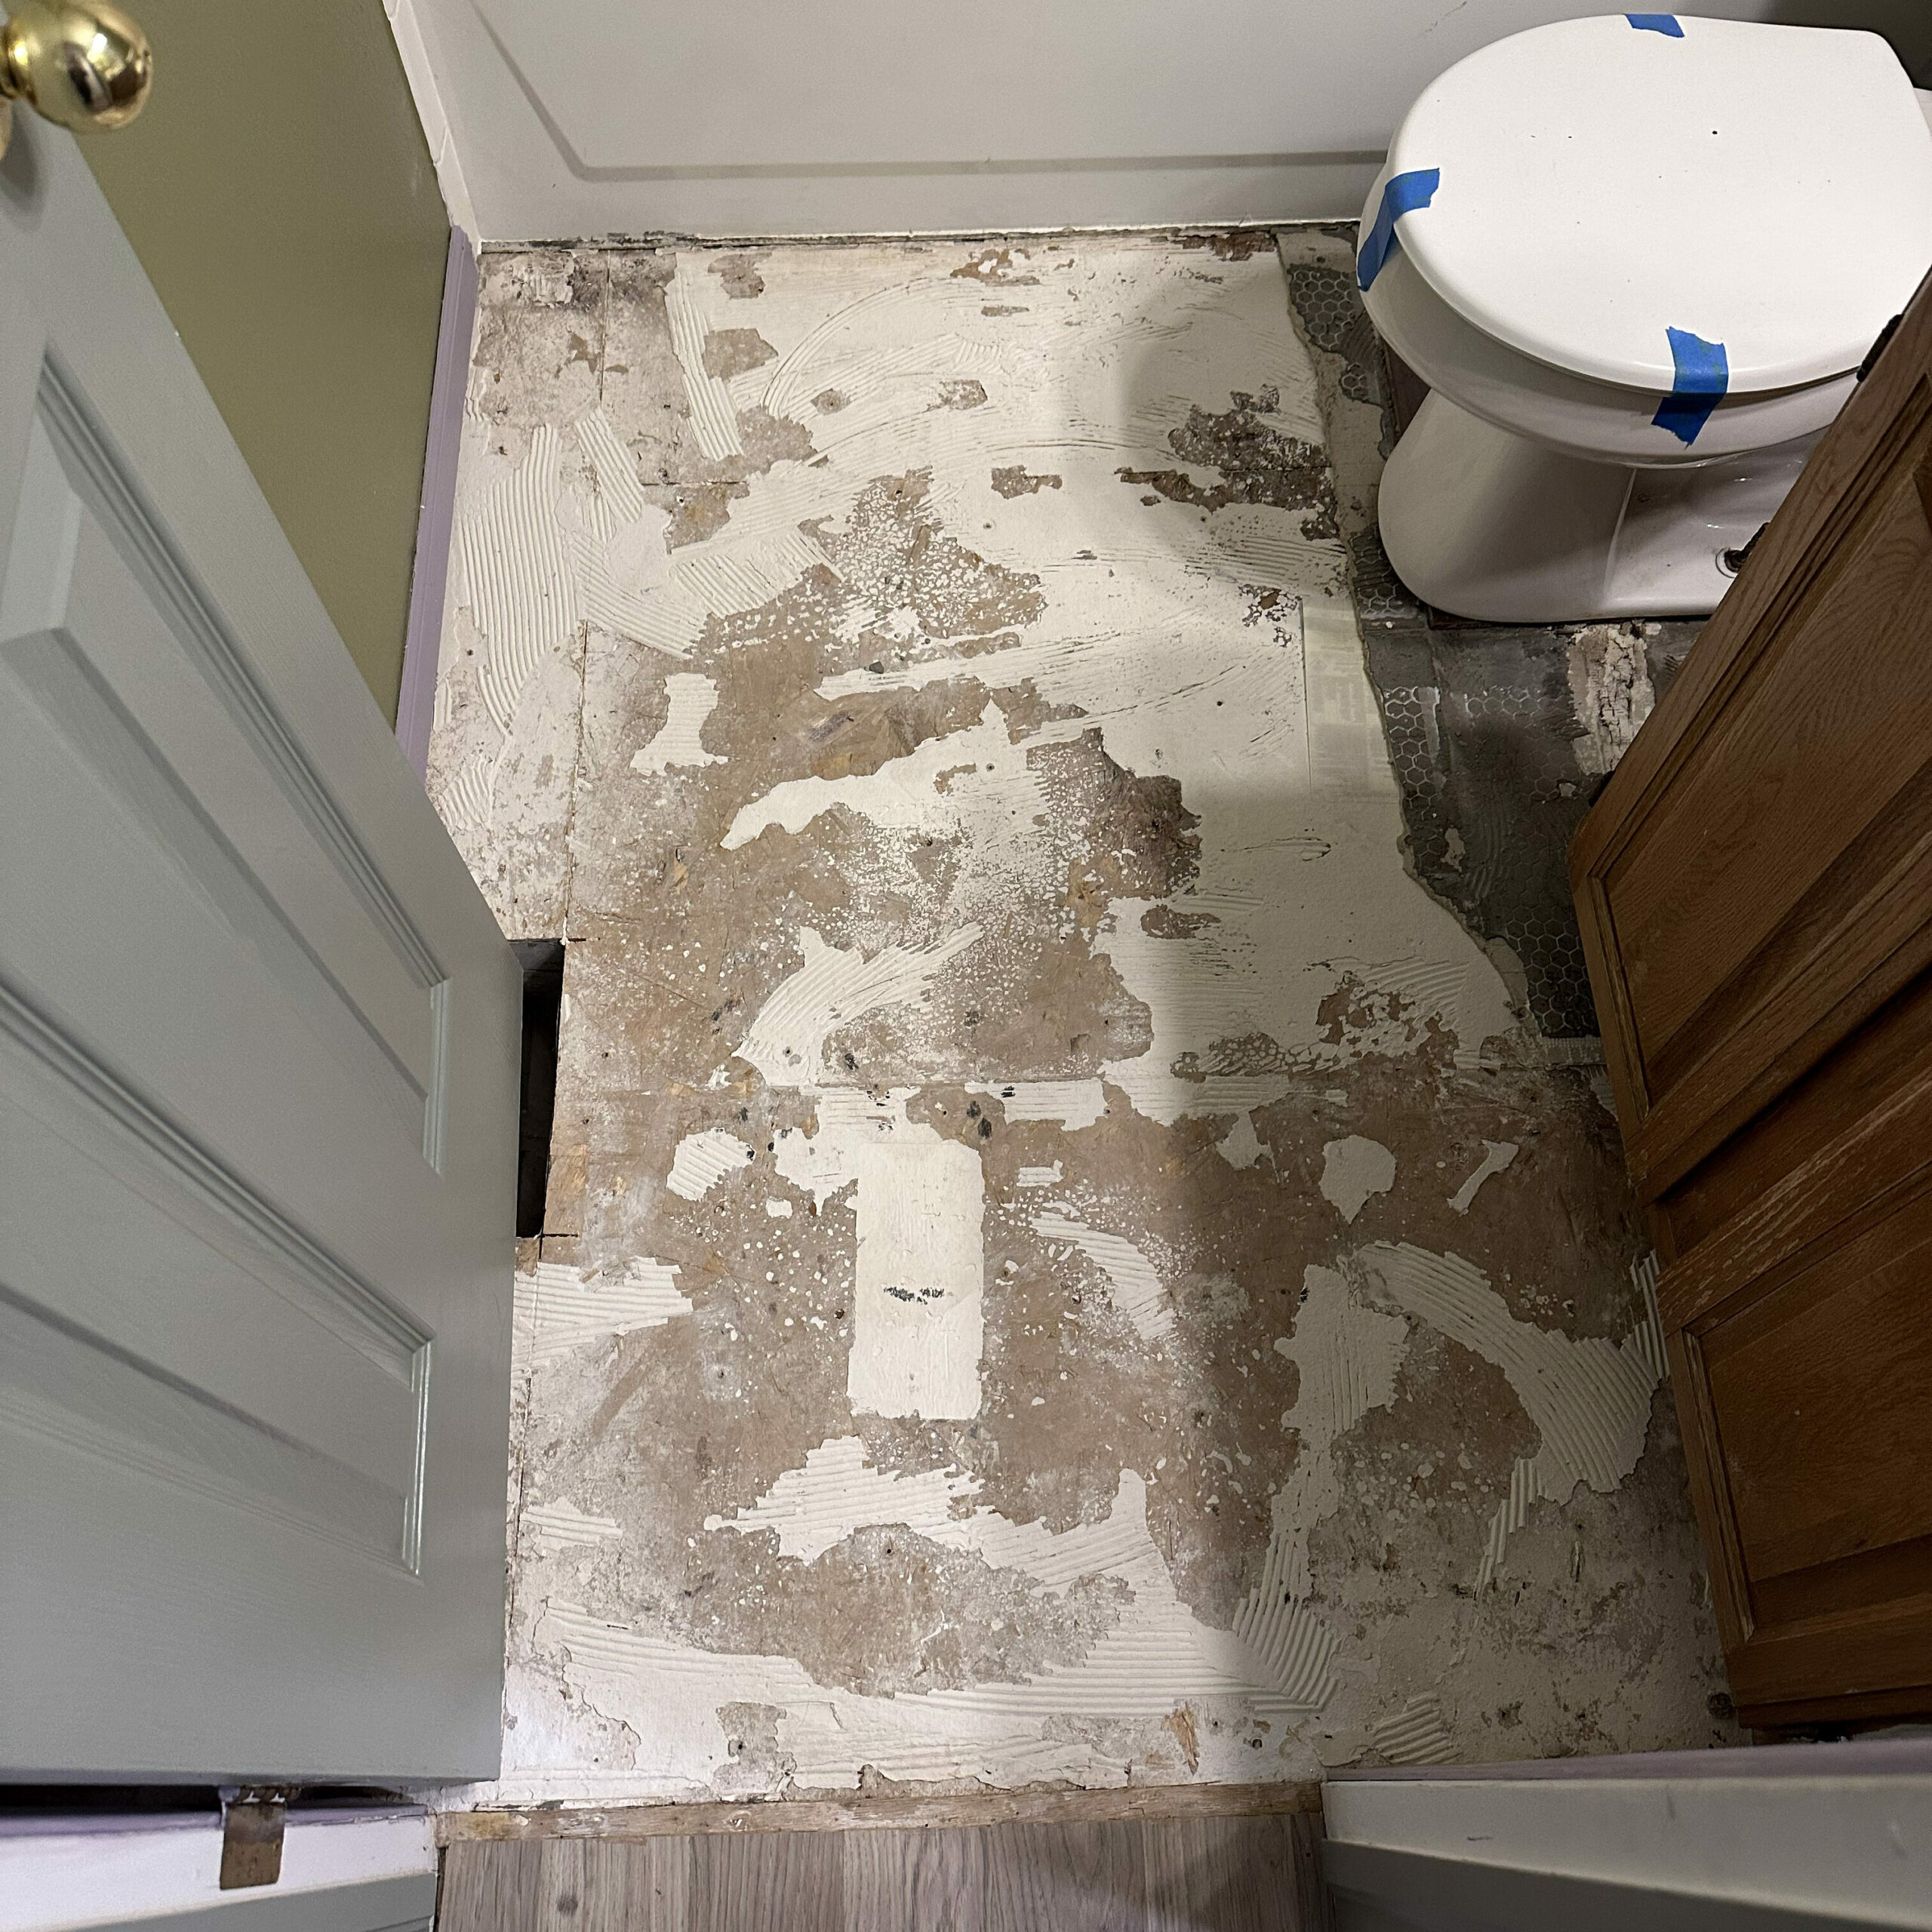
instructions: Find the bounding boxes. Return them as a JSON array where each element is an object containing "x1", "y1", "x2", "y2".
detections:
[{"x1": 0, "y1": 116, "x2": 518, "y2": 1780}]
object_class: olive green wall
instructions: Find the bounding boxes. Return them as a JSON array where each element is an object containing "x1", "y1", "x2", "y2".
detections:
[{"x1": 79, "y1": 0, "x2": 451, "y2": 722}]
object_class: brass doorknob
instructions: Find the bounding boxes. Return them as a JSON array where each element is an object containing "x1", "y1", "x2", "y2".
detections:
[{"x1": 0, "y1": 2, "x2": 152, "y2": 158}]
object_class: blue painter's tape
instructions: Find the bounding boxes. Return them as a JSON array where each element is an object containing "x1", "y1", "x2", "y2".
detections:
[
  {"x1": 1626, "y1": 14, "x2": 1684, "y2": 35},
  {"x1": 1358, "y1": 168, "x2": 1440, "y2": 292},
  {"x1": 1653, "y1": 327, "x2": 1728, "y2": 445}
]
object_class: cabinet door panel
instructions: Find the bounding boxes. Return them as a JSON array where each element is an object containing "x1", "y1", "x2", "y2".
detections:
[
  {"x1": 1605, "y1": 439, "x2": 1932, "y2": 1075},
  {"x1": 1699, "y1": 1191, "x2": 1932, "y2": 1585}
]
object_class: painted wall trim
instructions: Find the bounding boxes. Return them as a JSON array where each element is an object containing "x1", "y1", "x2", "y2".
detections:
[
  {"x1": 465, "y1": 158, "x2": 1380, "y2": 244},
  {"x1": 0, "y1": 1809, "x2": 434, "y2": 1932},
  {"x1": 369, "y1": 0, "x2": 1932, "y2": 242},
  {"x1": 395, "y1": 225, "x2": 478, "y2": 783},
  {"x1": 383, "y1": 0, "x2": 478, "y2": 241},
  {"x1": 1323, "y1": 1841, "x2": 1901, "y2": 1932},
  {"x1": 81, "y1": 1873, "x2": 435, "y2": 1932},
  {"x1": 1323, "y1": 1743, "x2": 1932, "y2": 1932},
  {"x1": 1328, "y1": 1735, "x2": 1932, "y2": 1783}
]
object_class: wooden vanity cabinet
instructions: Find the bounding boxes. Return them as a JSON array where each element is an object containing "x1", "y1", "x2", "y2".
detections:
[{"x1": 1571, "y1": 272, "x2": 1932, "y2": 1731}]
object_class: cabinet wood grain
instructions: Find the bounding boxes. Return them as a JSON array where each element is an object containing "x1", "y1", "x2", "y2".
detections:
[{"x1": 1572, "y1": 269, "x2": 1932, "y2": 1732}]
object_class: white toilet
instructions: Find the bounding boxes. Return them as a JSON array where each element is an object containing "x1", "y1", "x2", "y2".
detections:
[{"x1": 1361, "y1": 14, "x2": 1932, "y2": 623}]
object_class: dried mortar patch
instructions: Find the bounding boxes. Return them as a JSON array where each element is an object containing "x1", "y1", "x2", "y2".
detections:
[{"x1": 429, "y1": 236, "x2": 1733, "y2": 1807}]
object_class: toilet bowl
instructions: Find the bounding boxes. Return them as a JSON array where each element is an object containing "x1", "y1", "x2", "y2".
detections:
[{"x1": 1360, "y1": 14, "x2": 1932, "y2": 623}]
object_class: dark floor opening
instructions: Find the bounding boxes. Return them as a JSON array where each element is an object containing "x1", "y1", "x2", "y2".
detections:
[{"x1": 514, "y1": 940, "x2": 565, "y2": 1239}]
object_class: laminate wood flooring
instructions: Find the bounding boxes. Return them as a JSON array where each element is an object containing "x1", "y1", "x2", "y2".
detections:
[{"x1": 438, "y1": 1814, "x2": 1328, "y2": 1931}]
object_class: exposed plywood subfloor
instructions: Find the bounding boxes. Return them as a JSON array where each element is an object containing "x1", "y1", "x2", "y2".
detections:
[{"x1": 428, "y1": 232, "x2": 1733, "y2": 1808}]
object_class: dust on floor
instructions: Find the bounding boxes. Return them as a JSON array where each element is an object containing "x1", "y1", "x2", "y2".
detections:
[{"x1": 427, "y1": 229, "x2": 1734, "y2": 1805}]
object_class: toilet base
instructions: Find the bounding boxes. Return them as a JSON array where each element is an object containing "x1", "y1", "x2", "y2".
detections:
[{"x1": 1377, "y1": 392, "x2": 1818, "y2": 623}]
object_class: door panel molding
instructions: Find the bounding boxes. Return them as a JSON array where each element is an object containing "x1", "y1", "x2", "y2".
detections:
[
  {"x1": 0, "y1": 1281, "x2": 417, "y2": 1567},
  {"x1": 4, "y1": 617, "x2": 435, "y2": 1145},
  {"x1": 35, "y1": 355, "x2": 448, "y2": 992},
  {"x1": 0, "y1": 972, "x2": 432, "y2": 1383},
  {"x1": 29, "y1": 355, "x2": 454, "y2": 1171},
  {"x1": 2, "y1": 115, "x2": 515, "y2": 1780}
]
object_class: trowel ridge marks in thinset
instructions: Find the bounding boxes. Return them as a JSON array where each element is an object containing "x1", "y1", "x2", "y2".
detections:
[{"x1": 428, "y1": 235, "x2": 1728, "y2": 1804}]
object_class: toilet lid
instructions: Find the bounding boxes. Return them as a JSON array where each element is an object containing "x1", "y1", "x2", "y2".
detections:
[{"x1": 1377, "y1": 14, "x2": 1932, "y2": 394}]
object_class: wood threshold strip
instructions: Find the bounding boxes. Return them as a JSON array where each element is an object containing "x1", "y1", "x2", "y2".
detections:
[{"x1": 437, "y1": 1780, "x2": 1324, "y2": 1842}]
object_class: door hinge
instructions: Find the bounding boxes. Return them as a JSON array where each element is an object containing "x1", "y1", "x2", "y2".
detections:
[{"x1": 218, "y1": 1786, "x2": 297, "y2": 1890}]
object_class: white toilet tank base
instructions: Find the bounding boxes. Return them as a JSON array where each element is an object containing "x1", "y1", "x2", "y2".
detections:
[{"x1": 1377, "y1": 392, "x2": 1817, "y2": 623}]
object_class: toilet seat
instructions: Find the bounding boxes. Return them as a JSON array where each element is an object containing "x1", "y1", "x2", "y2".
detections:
[
  {"x1": 1371, "y1": 14, "x2": 1932, "y2": 395},
  {"x1": 1365, "y1": 240, "x2": 1854, "y2": 468}
]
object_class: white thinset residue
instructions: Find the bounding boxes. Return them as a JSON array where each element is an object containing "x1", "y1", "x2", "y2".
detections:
[
  {"x1": 731, "y1": 924, "x2": 990, "y2": 1418},
  {"x1": 460, "y1": 422, "x2": 574, "y2": 742},
  {"x1": 777, "y1": 1090, "x2": 984, "y2": 1418},
  {"x1": 1371, "y1": 1693, "x2": 1458, "y2": 1766},
  {"x1": 726, "y1": 919, "x2": 989, "y2": 1422},
  {"x1": 527, "y1": 1601, "x2": 1103, "y2": 1797},
  {"x1": 1630, "y1": 1253, "x2": 1668, "y2": 1388},
  {"x1": 1032, "y1": 1209, "x2": 1173, "y2": 1344},
  {"x1": 668, "y1": 525, "x2": 830, "y2": 630},
  {"x1": 457, "y1": 408, "x2": 685, "y2": 753},
  {"x1": 716, "y1": 246, "x2": 1515, "y2": 1134},
  {"x1": 1318, "y1": 1136, "x2": 1396, "y2": 1223},
  {"x1": 442, "y1": 406, "x2": 690, "y2": 832},
  {"x1": 724, "y1": 703, "x2": 1084, "y2": 857},
  {"x1": 1447, "y1": 1140, "x2": 1518, "y2": 1214},
  {"x1": 522, "y1": 1464, "x2": 1331, "y2": 1798},
  {"x1": 705, "y1": 1435, "x2": 978, "y2": 1559},
  {"x1": 1357, "y1": 1243, "x2": 1666, "y2": 1589},
  {"x1": 765, "y1": 1198, "x2": 793, "y2": 1218},
  {"x1": 631, "y1": 673, "x2": 725, "y2": 774},
  {"x1": 1567, "y1": 623, "x2": 1655, "y2": 777},
  {"x1": 1217, "y1": 1113, "x2": 1266, "y2": 1169},
  {"x1": 569, "y1": 477, "x2": 834, "y2": 665},
  {"x1": 820, "y1": 596, "x2": 1519, "y2": 1126},
  {"x1": 1265, "y1": 1265, "x2": 1408, "y2": 1603},
  {"x1": 450, "y1": 242, "x2": 1638, "y2": 1804},
  {"x1": 521, "y1": 1258, "x2": 694, "y2": 1366},
  {"x1": 569, "y1": 405, "x2": 677, "y2": 648},
  {"x1": 510, "y1": 1266, "x2": 543, "y2": 1385},
  {"x1": 970, "y1": 1081, "x2": 1109, "y2": 1130},
  {"x1": 666, "y1": 1128, "x2": 754, "y2": 1201},
  {"x1": 522, "y1": 1500, "x2": 624, "y2": 1558},
  {"x1": 1017, "y1": 1162, "x2": 1062, "y2": 1188},
  {"x1": 735, "y1": 925, "x2": 982, "y2": 1088},
  {"x1": 664, "y1": 257, "x2": 744, "y2": 460}
]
